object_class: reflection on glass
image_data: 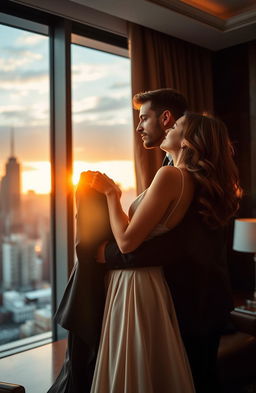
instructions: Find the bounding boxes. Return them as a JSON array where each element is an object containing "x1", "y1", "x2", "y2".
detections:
[
  {"x1": 72, "y1": 43, "x2": 136, "y2": 214},
  {"x1": 0, "y1": 23, "x2": 51, "y2": 348}
]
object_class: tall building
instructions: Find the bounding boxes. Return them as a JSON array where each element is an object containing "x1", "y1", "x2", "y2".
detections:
[
  {"x1": 2, "y1": 234, "x2": 43, "y2": 290},
  {"x1": 2, "y1": 238, "x2": 20, "y2": 290},
  {"x1": 0, "y1": 129, "x2": 21, "y2": 235}
]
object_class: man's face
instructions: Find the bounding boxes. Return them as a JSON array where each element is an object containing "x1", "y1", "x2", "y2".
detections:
[{"x1": 136, "y1": 101, "x2": 166, "y2": 149}]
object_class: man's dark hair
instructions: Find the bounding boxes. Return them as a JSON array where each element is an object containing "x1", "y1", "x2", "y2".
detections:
[{"x1": 133, "y1": 88, "x2": 188, "y2": 120}]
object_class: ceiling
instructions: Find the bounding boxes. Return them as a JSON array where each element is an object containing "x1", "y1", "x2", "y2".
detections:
[
  {"x1": 69, "y1": 0, "x2": 256, "y2": 50},
  {"x1": 178, "y1": 0, "x2": 256, "y2": 19}
]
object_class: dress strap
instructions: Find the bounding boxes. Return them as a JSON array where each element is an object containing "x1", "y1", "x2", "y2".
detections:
[{"x1": 162, "y1": 167, "x2": 184, "y2": 225}]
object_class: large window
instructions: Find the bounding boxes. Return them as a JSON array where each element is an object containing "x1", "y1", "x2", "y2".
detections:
[
  {"x1": 0, "y1": 8, "x2": 133, "y2": 357},
  {"x1": 72, "y1": 37, "x2": 135, "y2": 213},
  {"x1": 0, "y1": 21, "x2": 51, "y2": 355}
]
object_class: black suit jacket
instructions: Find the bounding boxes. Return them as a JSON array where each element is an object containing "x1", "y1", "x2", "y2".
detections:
[
  {"x1": 55, "y1": 173, "x2": 113, "y2": 352},
  {"x1": 105, "y1": 203, "x2": 234, "y2": 337}
]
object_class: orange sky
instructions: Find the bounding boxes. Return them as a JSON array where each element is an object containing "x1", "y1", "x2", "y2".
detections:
[{"x1": 19, "y1": 160, "x2": 136, "y2": 194}]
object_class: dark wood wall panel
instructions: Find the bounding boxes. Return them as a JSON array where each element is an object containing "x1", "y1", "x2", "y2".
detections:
[{"x1": 213, "y1": 43, "x2": 255, "y2": 292}]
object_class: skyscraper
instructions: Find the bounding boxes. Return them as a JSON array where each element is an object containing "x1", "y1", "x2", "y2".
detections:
[
  {"x1": 2, "y1": 237, "x2": 20, "y2": 290},
  {"x1": 0, "y1": 129, "x2": 21, "y2": 235}
]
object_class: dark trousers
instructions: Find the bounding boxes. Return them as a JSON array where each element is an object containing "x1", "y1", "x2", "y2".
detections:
[
  {"x1": 183, "y1": 333, "x2": 221, "y2": 393},
  {"x1": 47, "y1": 332, "x2": 97, "y2": 393}
]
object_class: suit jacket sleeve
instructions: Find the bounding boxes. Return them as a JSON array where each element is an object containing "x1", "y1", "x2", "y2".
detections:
[
  {"x1": 104, "y1": 206, "x2": 219, "y2": 270},
  {"x1": 105, "y1": 226, "x2": 181, "y2": 269},
  {"x1": 55, "y1": 174, "x2": 114, "y2": 346}
]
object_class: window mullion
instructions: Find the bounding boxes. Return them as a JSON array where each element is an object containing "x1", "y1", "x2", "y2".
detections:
[{"x1": 50, "y1": 19, "x2": 73, "y2": 341}]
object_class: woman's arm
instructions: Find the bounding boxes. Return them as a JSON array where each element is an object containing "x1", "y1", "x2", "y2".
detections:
[{"x1": 89, "y1": 166, "x2": 181, "y2": 253}]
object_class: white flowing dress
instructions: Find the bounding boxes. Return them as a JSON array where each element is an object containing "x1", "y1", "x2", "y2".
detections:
[{"x1": 90, "y1": 169, "x2": 195, "y2": 393}]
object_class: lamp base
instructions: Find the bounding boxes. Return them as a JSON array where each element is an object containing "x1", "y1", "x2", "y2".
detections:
[{"x1": 234, "y1": 292, "x2": 256, "y2": 315}]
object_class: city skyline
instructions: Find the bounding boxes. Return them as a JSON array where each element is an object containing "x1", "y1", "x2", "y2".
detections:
[{"x1": 0, "y1": 114, "x2": 52, "y2": 346}]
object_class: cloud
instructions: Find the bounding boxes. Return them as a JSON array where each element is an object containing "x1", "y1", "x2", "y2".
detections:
[
  {"x1": 72, "y1": 63, "x2": 107, "y2": 83},
  {"x1": 1, "y1": 110, "x2": 26, "y2": 119},
  {"x1": 73, "y1": 122, "x2": 134, "y2": 162},
  {"x1": 0, "y1": 69, "x2": 49, "y2": 94},
  {"x1": 0, "y1": 105, "x2": 26, "y2": 118},
  {"x1": 74, "y1": 95, "x2": 130, "y2": 114},
  {"x1": 0, "y1": 51, "x2": 43, "y2": 72},
  {"x1": 0, "y1": 69, "x2": 47, "y2": 82},
  {"x1": 111, "y1": 82, "x2": 130, "y2": 89},
  {"x1": 72, "y1": 60, "x2": 130, "y2": 85},
  {"x1": 72, "y1": 96, "x2": 99, "y2": 114},
  {"x1": 0, "y1": 102, "x2": 49, "y2": 127},
  {"x1": 72, "y1": 94, "x2": 132, "y2": 128},
  {"x1": 16, "y1": 33, "x2": 47, "y2": 47}
]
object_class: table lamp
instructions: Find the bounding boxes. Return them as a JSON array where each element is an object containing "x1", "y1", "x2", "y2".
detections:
[{"x1": 233, "y1": 218, "x2": 256, "y2": 308}]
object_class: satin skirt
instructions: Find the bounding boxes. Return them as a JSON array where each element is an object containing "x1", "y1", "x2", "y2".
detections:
[{"x1": 90, "y1": 267, "x2": 195, "y2": 393}]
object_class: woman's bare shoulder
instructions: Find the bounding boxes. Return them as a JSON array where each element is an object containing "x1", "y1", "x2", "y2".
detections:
[
  {"x1": 157, "y1": 165, "x2": 181, "y2": 175},
  {"x1": 155, "y1": 166, "x2": 185, "y2": 182},
  {"x1": 154, "y1": 166, "x2": 195, "y2": 195},
  {"x1": 149, "y1": 166, "x2": 184, "y2": 196}
]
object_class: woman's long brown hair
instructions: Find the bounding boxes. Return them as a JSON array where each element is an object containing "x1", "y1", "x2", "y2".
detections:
[{"x1": 181, "y1": 112, "x2": 242, "y2": 228}]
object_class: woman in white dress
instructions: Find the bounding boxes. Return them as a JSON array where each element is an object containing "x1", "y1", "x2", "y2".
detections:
[{"x1": 86, "y1": 112, "x2": 241, "y2": 393}]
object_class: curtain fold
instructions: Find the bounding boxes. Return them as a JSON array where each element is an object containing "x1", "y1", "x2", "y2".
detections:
[{"x1": 128, "y1": 23, "x2": 213, "y2": 193}]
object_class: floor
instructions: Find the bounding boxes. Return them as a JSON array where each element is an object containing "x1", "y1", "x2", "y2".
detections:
[{"x1": 1, "y1": 332, "x2": 256, "y2": 393}]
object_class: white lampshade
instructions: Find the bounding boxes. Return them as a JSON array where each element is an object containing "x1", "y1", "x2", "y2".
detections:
[{"x1": 233, "y1": 218, "x2": 256, "y2": 253}]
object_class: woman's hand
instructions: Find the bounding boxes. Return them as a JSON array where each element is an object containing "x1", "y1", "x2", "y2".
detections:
[{"x1": 86, "y1": 171, "x2": 122, "y2": 198}]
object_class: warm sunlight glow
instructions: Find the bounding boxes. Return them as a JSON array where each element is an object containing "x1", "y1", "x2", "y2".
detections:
[
  {"x1": 73, "y1": 160, "x2": 135, "y2": 191},
  {"x1": 20, "y1": 160, "x2": 135, "y2": 194},
  {"x1": 22, "y1": 161, "x2": 51, "y2": 194}
]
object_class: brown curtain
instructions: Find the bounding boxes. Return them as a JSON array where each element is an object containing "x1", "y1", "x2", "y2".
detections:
[{"x1": 128, "y1": 23, "x2": 213, "y2": 193}]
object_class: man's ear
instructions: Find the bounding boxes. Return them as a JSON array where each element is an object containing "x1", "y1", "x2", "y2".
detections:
[{"x1": 161, "y1": 110, "x2": 174, "y2": 127}]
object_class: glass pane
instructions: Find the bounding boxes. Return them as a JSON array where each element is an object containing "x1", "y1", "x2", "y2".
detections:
[
  {"x1": 0, "y1": 23, "x2": 51, "y2": 352},
  {"x1": 72, "y1": 43, "x2": 135, "y2": 214}
]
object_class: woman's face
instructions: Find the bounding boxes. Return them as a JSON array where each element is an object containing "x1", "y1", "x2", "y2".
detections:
[{"x1": 160, "y1": 115, "x2": 185, "y2": 153}]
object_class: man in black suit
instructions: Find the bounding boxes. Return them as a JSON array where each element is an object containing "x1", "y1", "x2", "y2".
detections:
[{"x1": 97, "y1": 88, "x2": 234, "y2": 392}]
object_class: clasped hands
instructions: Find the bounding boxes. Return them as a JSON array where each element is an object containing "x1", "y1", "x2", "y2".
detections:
[
  {"x1": 80, "y1": 170, "x2": 121, "y2": 264},
  {"x1": 82, "y1": 170, "x2": 122, "y2": 198}
]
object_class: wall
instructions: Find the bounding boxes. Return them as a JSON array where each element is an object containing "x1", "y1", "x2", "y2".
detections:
[{"x1": 213, "y1": 42, "x2": 256, "y2": 291}]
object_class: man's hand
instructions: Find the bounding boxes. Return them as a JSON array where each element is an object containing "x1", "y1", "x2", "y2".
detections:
[
  {"x1": 95, "y1": 240, "x2": 109, "y2": 263},
  {"x1": 85, "y1": 171, "x2": 122, "y2": 198}
]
